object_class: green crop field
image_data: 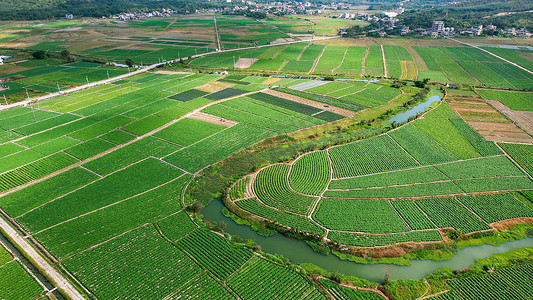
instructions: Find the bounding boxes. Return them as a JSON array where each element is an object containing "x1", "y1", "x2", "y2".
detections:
[
  {"x1": 2, "y1": 16, "x2": 533, "y2": 299},
  {"x1": 364, "y1": 46, "x2": 384, "y2": 76},
  {"x1": 0, "y1": 71, "x2": 339, "y2": 299},
  {"x1": 477, "y1": 89, "x2": 533, "y2": 111},
  {"x1": 0, "y1": 244, "x2": 43, "y2": 299},
  {"x1": 230, "y1": 100, "x2": 533, "y2": 247}
]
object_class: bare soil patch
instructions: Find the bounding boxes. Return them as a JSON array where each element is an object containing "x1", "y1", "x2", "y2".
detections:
[
  {"x1": 262, "y1": 77, "x2": 281, "y2": 85},
  {"x1": 234, "y1": 58, "x2": 258, "y2": 69},
  {"x1": 264, "y1": 89, "x2": 356, "y2": 117},
  {"x1": 187, "y1": 112, "x2": 238, "y2": 127},
  {"x1": 488, "y1": 100, "x2": 533, "y2": 137},
  {"x1": 196, "y1": 81, "x2": 235, "y2": 93}
]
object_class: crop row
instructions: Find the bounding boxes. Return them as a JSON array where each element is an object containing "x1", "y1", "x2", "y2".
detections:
[
  {"x1": 388, "y1": 124, "x2": 459, "y2": 165},
  {"x1": 414, "y1": 47, "x2": 478, "y2": 86},
  {"x1": 447, "y1": 266, "x2": 529, "y2": 300},
  {"x1": 477, "y1": 89, "x2": 533, "y2": 112},
  {"x1": 236, "y1": 198, "x2": 325, "y2": 235},
  {"x1": 157, "y1": 211, "x2": 198, "y2": 243},
  {"x1": 339, "y1": 85, "x2": 401, "y2": 108},
  {"x1": 17, "y1": 158, "x2": 183, "y2": 233},
  {"x1": 0, "y1": 260, "x2": 43, "y2": 300},
  {"x1": 364, "y1": 46, "x2": 384, "y2": 76},
  {"x1": 313, "y1": 198, "x2": 410, "y2": 234},
  {"x1": 384, "y1": 45, "x2": 413, "y2": 79},
  {"x1": 415, "y1": 196, "x2": 491, "y2": 233},
  {"x1": 328, "y1": 230, "x2": 442, "y2": 247},
  {"x1": 336, "y1": 46, "x2": 366, "y2": 75},
  {"x1": 227, "y1": 257, "x2": 326, "y2": 300},
  {"x1": 34, "y1": 175, "x2": 192, "y2": 259},
  {"x1": 458, "y1": 193, "x2": 533, "y2": 224},
  {"x1": 165, "y1": 123, "x2": 276, "y2": 173},
  {"x1": 314, "y1": 46, "x2": 346, "y2": 73},
  {"x1": 498, "y1": 143, "x2": 533, "y2": 176},
  {"x1": 288, "y1": 151, "x2": 330, "y2": 196},
  {"x1": 255, "y1": 164, "x2": 317, "y2": 215},
  {"x1": 329, "y1": 134, "x2": 420, "y2": 178},
  {"x1": 318, "y1": 279, "x2": 383, "y2": 300},
  {"x1": 62, "y1": 225, "x2": 202, "y2": 299},
  {"x1": 177, "y1": 229, "x2": 252, "y2": 280}
]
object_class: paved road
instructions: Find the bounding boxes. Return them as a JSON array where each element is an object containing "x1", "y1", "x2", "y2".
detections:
[
  {"x1": 0, "y1": 214, "x2": 85, "y2": 299},
  {"x1": 446, "y1": 37, "x2": 533, "y2": 75},
  {"x1": 0, "y1": 36, "x2": 338, "y2": 112}
]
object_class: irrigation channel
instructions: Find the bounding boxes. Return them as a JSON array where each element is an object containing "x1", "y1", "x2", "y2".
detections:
[
  {"x1": 0, "y1": 231, "x2": 66, "y2": 299},
  {"x1": 389, "y1": 94, "x2": 442, "y2": 124},
  {"x1": 204, "y1": 198, "x2": 533, "y2": 283}
]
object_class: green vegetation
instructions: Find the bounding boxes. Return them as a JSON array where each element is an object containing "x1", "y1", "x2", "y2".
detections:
[
  {"x1": 255, "y1": 164, "x2": 317, "y2": 215},
  {"x1": 227, "y1": 257, "x2": 327, "y2": 300},
  {"x1": 478, "y1": 89, "x2": 533, "y2": 111}
]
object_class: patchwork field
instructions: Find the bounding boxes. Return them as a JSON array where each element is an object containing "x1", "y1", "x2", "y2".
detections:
[
  {"x1": 0, "y1": 72, "x2": 353, "y2": 299},
  {"x1": 229, "y1": 101, "x2": 533, "y2": 247}
]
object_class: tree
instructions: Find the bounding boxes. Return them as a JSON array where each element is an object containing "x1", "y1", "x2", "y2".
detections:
[
  {"x1": 125, "y1": 57, "x2": 134, "y2": 67},
  {"x1": 187, "y1": 201, "x2": 202, "y2": 215},
  {"x1": 60, "y1": 49, "x2": 70, "y2": 59},
  {"x1": 32, "y1": 50, "x2": 46, "y2": 59}
]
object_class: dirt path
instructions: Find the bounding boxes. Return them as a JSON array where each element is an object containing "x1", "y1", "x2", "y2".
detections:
[
  {"x1": 380, "y1": 44, "x2": 388, "y2": 78},
  {"x1": 0, "y1": 213, "x2": 85, "y2": 299},
  {"x1": 332, "y1": 46, "x2": 348, "y2": 74},
  {"x1": 213, "y1": 15, "x2": 223, "y2": 51},
  {"x1": 165, "y1": 17, "x2": 178, "y2": 31},
  {"x1": 309, "y1": 45, "x2": 326, "y2": 74},
  {"x1": 361, "y1": 46, "x2": 369, "y2": 76}
]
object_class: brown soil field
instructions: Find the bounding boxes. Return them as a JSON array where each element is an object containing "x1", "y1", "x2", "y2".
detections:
[
  {"x1": 234, "y1": 58, "x2": 258, "y2": 69},
  {"x1": 447, "y1": 94, "x2": 533, "y2": 143},
  {"x1": 488, "y1": 100, "x2": 533, "y2": 139},
  {"x1": 187, "y1": 112, "x2": 238, "y2": 127},
  {"x1": 196, "y1": 81, "x2": 235, "y2": 93}
]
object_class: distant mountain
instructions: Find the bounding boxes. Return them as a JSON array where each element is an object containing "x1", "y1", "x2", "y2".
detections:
[{"x1": 0, "y1": 0, "x2": 219, "y2": 20}]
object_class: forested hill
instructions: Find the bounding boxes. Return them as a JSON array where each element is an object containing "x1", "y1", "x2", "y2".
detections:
[
  {"x1": 399, "y1": 0, "x2": 533, "y2": 30},
  {"x1": 0, "y1": 0, "x2": 220, "y2": 20}
]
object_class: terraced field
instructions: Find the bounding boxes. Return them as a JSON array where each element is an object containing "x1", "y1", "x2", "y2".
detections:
[{"x1": 229, "y1": 101, "x2": 533, "y2": 247}]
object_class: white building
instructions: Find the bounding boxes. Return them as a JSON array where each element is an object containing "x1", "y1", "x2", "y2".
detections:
[{"x1": 432, "y1": 21, "x2": 444, "y2": 33}]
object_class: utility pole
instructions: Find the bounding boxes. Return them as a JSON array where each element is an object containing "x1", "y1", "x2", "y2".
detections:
[
  {"x1": 107, "y1": 70, "x2": 110, "y2": 79},
  {"x1": 3, "y1": 94, "x2": 7, "y2": 105},
  {"x1": 233, "y1": 56, "x2": 235, "y2": 71},
  {"x1": 178, "y1": 52, "x2": 180, "y2": 60},
  {"x1": 57, "y1": 82, "x2": 61, "y2": 92},
  {"x1": 86, "y1": 75, "x2": 89, "y2": 85},
  {"x1": 195, "y1": 49, "x2": 198, "y2": 56}
]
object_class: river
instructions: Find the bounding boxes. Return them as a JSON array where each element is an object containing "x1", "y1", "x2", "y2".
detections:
[
  {"x1": 203, "y1": 199, "x2": 533, "y2": 283},
  {"x1": 389, "y1": 95, "x2": 442, "y2": 124}
]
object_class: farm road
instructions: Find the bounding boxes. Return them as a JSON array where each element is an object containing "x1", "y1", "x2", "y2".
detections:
[
  {"x1": 0, "y1": 214, "x2": 85, "y2": 299},
  {"x1": 0, "y1": 36, "x2": 338, "y2": 112}
]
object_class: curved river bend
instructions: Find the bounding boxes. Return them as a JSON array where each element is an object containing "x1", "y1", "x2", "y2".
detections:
[{"x1": 203, "y1": 200, "x2": 533, "y2": 283}]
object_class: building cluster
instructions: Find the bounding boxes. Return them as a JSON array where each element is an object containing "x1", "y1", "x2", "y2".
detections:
[
  {"x1": 429, "y1": 21, "x2": 455, "y2": 37},
  {"x1": 114, "y1": 9, "x2": 177, "y2": 21}
]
